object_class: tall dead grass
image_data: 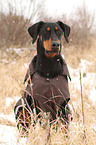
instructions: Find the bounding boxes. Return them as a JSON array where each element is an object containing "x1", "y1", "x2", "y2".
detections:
[
  {"x1": 62, "y1": 36, "x2": 96, "y2": 71},
  {"x1": 0, "y1": 1, "x2": 96, "y2": 144},
  {"x1": 0, "y1": 39, "x2": 96, "y2": 144},
  {"x1": 0, "y1": 5, "x2": 96, "y2": 143},
  {"x1": 0, "y1": 48, "x2": 36, "y2": 113}
]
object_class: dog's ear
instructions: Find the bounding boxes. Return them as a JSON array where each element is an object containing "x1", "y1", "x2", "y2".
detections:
[
  {"x1": 28, "y1": 21, "x2": 44, "y2": 44},
  {"x1": 57, "y1": 21, "x2": 70, "y2": 43}
]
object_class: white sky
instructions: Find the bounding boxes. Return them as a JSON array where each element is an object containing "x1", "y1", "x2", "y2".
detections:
[
  {"x1": 0, "y1": 0, "x2": 96, "y2": 25},
  {"x1": 45, "y1": 0, "x2": 96, "y2": 18},
  {"x1": 1, "y1": 0, "x2": 96, "y2": 15}
]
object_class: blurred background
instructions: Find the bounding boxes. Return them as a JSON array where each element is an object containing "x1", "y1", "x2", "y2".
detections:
[
  {"x1": 0, "y1": 0, "x2": 96, "y2": 49},
  {"x1": 0, "y1": 0, "x2": 96, "y2": 144}
]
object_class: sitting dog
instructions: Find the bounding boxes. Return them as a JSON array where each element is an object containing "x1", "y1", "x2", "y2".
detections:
[{"x1": 14, "y1": 21, "x2": 72, "y2": 133}]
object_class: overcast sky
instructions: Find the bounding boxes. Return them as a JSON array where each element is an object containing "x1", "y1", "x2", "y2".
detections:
[
  {"x1": 1, "y1": 0, "x2": 96, "y2": 15},
  {"x1": 45, "y1": 0, "x2": 96, "y2": 19},
  {"x1": 0, "y1": 0, "x2": 96, "y2": 25}
]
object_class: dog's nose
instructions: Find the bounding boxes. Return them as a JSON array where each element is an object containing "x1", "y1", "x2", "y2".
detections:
[{"x1": 51, "y1": 41, "x2": 60, "y2": 48}]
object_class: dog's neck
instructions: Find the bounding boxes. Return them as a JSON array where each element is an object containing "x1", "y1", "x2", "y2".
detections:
[{"x1": 35, "y1": 39, "x2": 63, "y2": 78}]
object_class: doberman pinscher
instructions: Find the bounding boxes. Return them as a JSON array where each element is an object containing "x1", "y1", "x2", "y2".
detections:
[{"x1": 14, "y1": 21, "x2": 72, "y2": 133}]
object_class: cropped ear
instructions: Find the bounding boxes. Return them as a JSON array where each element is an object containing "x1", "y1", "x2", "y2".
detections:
[
  {"x1": 28, "y1": 21, "x2": 44, "y2": 44},
  {"x1": 57, "y1": 21, "x2": 70, "y2": 43}
]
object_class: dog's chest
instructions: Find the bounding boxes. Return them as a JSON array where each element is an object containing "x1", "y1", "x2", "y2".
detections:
[
  {"x1": 30, "y1": 73, "x2": 70, "y2": 112},
  {"x1": 35, "y1": 57, "x2": 63, "y2": 78}
]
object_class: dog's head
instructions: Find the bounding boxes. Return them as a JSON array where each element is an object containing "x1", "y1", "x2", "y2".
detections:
[{"x1": 28, "y1": 21, "x2": 70, "y2": 58}]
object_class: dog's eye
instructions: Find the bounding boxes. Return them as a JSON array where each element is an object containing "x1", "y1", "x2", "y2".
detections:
[
  {"x1": 44, "y1": 31, "x2": 47, "y2": 34},
  {"x1": 44, "y1": 30, "x2": 50, "y2": 34},
  {"x1": 56, "y1": 29, "x2": 61, "y2": 35},
  {"x1": 44, "y1": 30, "x2": 50, "y2": 36}
]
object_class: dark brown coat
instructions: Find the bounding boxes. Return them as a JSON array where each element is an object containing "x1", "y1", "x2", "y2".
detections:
[{"x1": 15, "y1": 55, "x2": 71, "y2": 120}]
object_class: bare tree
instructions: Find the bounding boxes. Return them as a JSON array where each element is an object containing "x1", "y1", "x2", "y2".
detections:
[
  {"x1": 0, "y1": 0, "x2": 45, "y2": 48},
  {"x1": 69, "y1": 2, "x2": 95, "y2": 49}
]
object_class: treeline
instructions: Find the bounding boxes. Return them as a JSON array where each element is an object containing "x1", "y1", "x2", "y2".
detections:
[{"x1": 0, "y1": 0, "x2": 95, "y2": 49}]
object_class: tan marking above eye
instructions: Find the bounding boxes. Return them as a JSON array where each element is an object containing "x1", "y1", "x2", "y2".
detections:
[
  {"x1": 47, "y1": 27, "x2": 50, "y2": 31},
  {"x1": 40, "y1": 35, "x2": 42, "y2": 41},
  {"x1": 55, "y1": 27, "x2": 58, "y2": 30}
]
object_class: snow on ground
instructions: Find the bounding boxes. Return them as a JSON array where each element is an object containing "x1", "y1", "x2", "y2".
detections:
[
  {"x1": 6, "y1": 48, "x2": 25, "y2": 56},
  {"x1": 0, "y1": 58, "x2": 96, "y2": 145},
  {"x1": 89, "y1": 87, "x2": 96, "y2": 105},
  {"x1": 0, "y1": 96, "x2": 27, "y2": 145},
  {"x1": 0, "y1": 124, "x2": 17, "y2": 145},
  {"x1": 0, "y1": 124, "x2": 27, "y2": 145},
  {"x1": 69, "y1": 59, "x2": 96, "y2": 104}
]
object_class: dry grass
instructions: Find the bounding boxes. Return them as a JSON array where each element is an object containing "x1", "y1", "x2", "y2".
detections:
[
  {"x1": 0, "y1": 47, "x2": 36, "y2": 113},
  {"x1": 0, "y1": 39, "x2": 96, "y2": 144}
]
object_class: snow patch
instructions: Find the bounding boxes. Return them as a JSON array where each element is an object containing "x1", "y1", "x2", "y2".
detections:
[
  {"x1": 79, "y1": 59, "x2": 92, "y2": 71},
  {"x1": 0, "y1": 124, "x2": 27, "y2": 145},
  {"x1": 0, "y1": 113, "x2": 15, "y2": 123},
  {"x1": 0, "y1": 59, "x2": 9, "y2": 63},
  {"x1": 89, "y1": 87, "x2": 96, "y2": 105},
  {"x1": 6, "y1": 96, "x2": 21, "y2": 107},
  {"x1": 0, "y1": 124, "x2": 17, "y2": 145}
]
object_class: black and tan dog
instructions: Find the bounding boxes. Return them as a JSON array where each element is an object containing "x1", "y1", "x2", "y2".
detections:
[{"x1": 14, "y1": 21, "x2": 72, "y2": 133}]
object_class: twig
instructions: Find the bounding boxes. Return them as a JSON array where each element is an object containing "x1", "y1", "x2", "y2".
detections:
[
  {"x1": 79, "y1": 70, "x2": 87, "y2": 140},
  {"x1": 79, "y1": 70, "x2": 85, "y2": 125}
]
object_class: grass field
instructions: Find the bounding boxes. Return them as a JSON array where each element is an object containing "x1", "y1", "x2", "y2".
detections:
[{"x1": 0, "y1": 39, "x2": 96, "y2": 144}]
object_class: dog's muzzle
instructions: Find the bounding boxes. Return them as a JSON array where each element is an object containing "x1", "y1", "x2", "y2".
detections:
[
  {"x1": 46, "y1": 41, "x2": 60, "y2": 55},
  {"x1": 52, "y1": 41, "x2": 60, "y2": 50}
]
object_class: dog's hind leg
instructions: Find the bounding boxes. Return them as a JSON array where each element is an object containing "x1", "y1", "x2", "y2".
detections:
[
  {"x1": 14, "y1": 96, "x2": 33, "y2": 136},
  {"x1": 17, "y1": 109, "x2": 31, "y2": 136}
]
